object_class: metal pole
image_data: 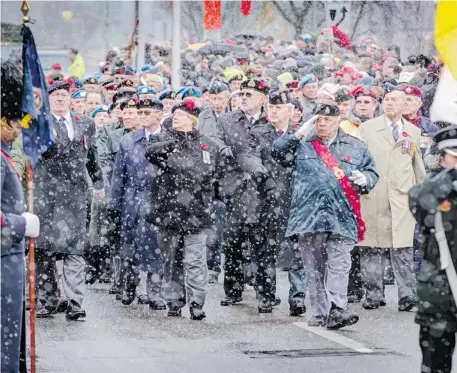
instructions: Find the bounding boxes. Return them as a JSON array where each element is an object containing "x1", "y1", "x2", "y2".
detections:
[
  {"x1": 171, "y1": 0, "x2": 181, "y2": 90},
  {"x1": 134, "y1": 0, "x2": 140, "y2": 69}
]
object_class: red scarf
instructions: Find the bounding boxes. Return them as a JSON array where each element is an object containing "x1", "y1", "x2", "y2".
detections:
[{"x1": 403, "y1": 112, "x2": 421, "y2": 127}]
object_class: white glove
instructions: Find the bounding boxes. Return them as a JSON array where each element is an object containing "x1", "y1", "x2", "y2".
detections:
[
  {"x1": 348, "y1": 170, "x2": 367, "y2": 187},
  {"x1": 295, "y1": 115, "x2": 318, "y2": 139},
  {"x1": 93, "y1": 189, "x2": 105, "y2": 201},
  {"x1": 22, "y1": 212, "x2": 40, "y2": 238}
]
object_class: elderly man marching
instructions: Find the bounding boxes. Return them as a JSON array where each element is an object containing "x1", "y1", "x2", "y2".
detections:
[
  {"x1": 357, "y1": 88, "x2": 426, "y2": 311},
  {"x1": 273, "y1": 103, "x2": 379, "y2": 329}
]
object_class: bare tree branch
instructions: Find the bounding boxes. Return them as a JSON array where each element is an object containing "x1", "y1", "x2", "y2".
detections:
[
  {"x1": 351, "y1": 1, "x2": 367, "y2": 39},
  {"x1": 271, "y1": 0, "x2": 295, "y2": 26}
]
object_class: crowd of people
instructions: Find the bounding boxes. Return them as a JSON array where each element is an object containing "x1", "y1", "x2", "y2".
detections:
[{"x1": 2, "y1": 26, "x2": 457, "y2": 373}]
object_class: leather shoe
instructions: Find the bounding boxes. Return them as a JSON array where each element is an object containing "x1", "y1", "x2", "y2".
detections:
[
  {"x1": 362, "y1": 299, "x2": 380, "y2": 310},
  {"x1": 327, "y1": 303, "x2": 359, "y2": 330},
  {"x1": 167, "y1": 302, "x2": 183, "y2": 317},
  {"x1": 109, "y1": 284, "x2": 122, "y2": 295},
  {"x1": 36, "y1": 302, "x2": 54, "y2": 318},
  {"x1": 398, "y1": 296, "x2": 416, "y2": 312},
  {"x1": 220, "y1": 296, "x2": 243, "y2": 306},
  {"x1": 137, "y1": 295, "x2": 150, "y2": 305},
  {"x1": 121, "y1": 286, "x2": 136, "y2": 305},
  {"x1": 258, "y1": 299, "x2": 273, "y2": 314},
  {"x1": 55, "y1": 299, "x2": 69, "y2": 313},
  {"x1": 290, "y1": 305, "x2": 306, "y2": 317},
  {"x1": 308, "y1": 315, "x2": 327, "y2": 327},
  {"x1": 190, "y1": 302, "x2": 206, "y2": 320},
  {"x1": 66, "y1": 301, "x2": 86, "y2": 321},
  {"x1": 380, "y1": 299, "x2": 387, "y2": 307},
  {"x1": 150, "y1": 300, "x2": 167, "y2": 310}
]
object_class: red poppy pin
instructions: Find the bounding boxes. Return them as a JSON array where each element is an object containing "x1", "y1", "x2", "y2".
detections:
[
  {"x1": 201, "y1": 144, "x2": 208, "y2": 151},
  {"x1": 74, "y1": 115, "x2": 81, "y2": 121},
  {"x1": 291, "y1": 124, "x2": 298, "y2": 129},
  {"x1": 344, "y1": 155, "x2": 351, "y2": 162},
  {"x1": 48, "y1": 79, "x2": 55, "y2": 86},
  {"x1": 185, "y1": 100, "x2": 195, "y2": 110},
  {"x1": 258, "y1": 80, "x2": 266, "y2": 90},
  {"x1": 402, "y1": 131, "x2": 409, "y2": 137}
]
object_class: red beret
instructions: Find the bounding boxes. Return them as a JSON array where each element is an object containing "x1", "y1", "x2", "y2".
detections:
[
  {"x1": 402, "y1": 85, "x2": 422, "y2": 99},
  {"x1": 350, "y1": 85, "x2": 377, "y2": 100},
  {"x1": 286, "y1": 80, "x2": 299, "y2": 89},
  {"x1": 335, "y1": 66, "x2": 355, "y2": 77},
  {"x1": 51, "y1": 63, "x2": 62, "y2": 70}
]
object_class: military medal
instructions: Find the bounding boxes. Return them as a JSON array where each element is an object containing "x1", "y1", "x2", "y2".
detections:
[
  {"x1": 440, "y1": 200, "x2": 452, "y2": 212},
  {"x1": 201, "y1": 143, "x2": 211, "y2": 164},
  {"x1": 332, "y1": 166, "x2": 345, "y2": 180}
]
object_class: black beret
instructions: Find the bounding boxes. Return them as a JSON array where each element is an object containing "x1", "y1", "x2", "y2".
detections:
[
  {"x1": 314, "y1": 103, "x2": 340, "y2": 117},
  {"x1": 268, "y1": 89, "x2": 291, "y2": 105},
  {"x1": 334, "y1": 88, "x2": 352, "y2": 103},
  {"x1": 434, "y1": 125, "x2": 457, "y2": 157},
  {"x1": 120, "y1": 98, "x2": 139, "y2": 111},
  {"x1": 241, "y1": 78, "x2": 269, "y2": 95},
  {"x1": 83, "y1": 77, "x2": 99, "y2": 85},
  {"x1": 138, "y1": 99, "x2": 163, "y2": 111},
  {"x1": 171, "y1": 99, "x2": 201, "y2": 119},
  {"x1": 208, "y1": 80, "x2": 229, "y2": 94},
  {"x1": 157, "y1": 89, "x2": 177, "y2": 101},
  {"x1": 48, "y1": 80, "x2": 71, "y2": 95},
  {"x1": 291, "y1": 99, "x2": 303, "y2": 112}
]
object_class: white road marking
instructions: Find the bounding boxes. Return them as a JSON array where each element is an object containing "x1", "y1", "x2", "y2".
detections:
[{"x1": 293, "y1": 322, "x2": 373, "y2": 354}]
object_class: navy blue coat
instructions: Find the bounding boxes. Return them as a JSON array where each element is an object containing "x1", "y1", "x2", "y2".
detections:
[
  {"x1": 272, "y1": 129, "x2": 379, "y2": 243},
  {"x1": 108, "y1": 129, "x2": 161, "y2": 269}
]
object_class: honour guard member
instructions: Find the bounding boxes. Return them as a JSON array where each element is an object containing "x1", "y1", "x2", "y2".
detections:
[
  {"x1": 273, "y1": 103, "x2": 379, "y2": 329},
  {"x1": 409, "y1": 125, "x2": 457, "y2": 373},
  {"x1": 1, "y1": 60, "x2": 40, "y2": 373}
]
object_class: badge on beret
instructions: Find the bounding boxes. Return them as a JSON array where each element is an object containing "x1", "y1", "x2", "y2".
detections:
[
  {"x1": 188, "y1": 88, "x2": 194, "y2": 95},
  {"x1": 126, "y1": 80, "x2": 133, "y2": 87},
  {"x1": 144, "y1": 100, "x2": 150, "y2": 106},
  {"x1": 325, "y1": 106, "x2": 330, "y2": 115},
  {"x1": 405, "y1": 87, "x2": 412, "y2": 94},
  {"x1": 281, "y1": 93, "x2": 287, "y2": 103},
  {"x1": 248, "y1": 80, "x2": 256, "y2": 88},
  {"x1": 171, "y1": 92, "x2": 176, "y2": 99},
  {"x1": 88, "y1": 78, "x2": 96, "y2": 84},
  {"x1": 128, "y1": 99, "x2": 136, "y2": 106}
]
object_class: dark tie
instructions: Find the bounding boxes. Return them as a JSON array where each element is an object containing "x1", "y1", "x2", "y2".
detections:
[
  {"x1": 391, "y1": 123, "x2": 399, "y2": 142},
  {"x1": 59, "y1": 117, "x2": 69, "y2": 139},
  {"x1": 277, "y1": 129, "x2": 284, "y2": 136}
]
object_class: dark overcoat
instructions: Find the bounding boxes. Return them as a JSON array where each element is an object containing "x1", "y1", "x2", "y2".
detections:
[
  {"x1": 34, "y1": 113, "x2": 104, "y2": 255},
  {"x1": 108, "y1": 128, "x2": 161, "y2": 269}
]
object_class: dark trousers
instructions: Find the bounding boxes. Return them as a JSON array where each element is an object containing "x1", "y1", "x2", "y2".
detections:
[
  {"x1": 223, "y1": 222, "x2": 275, "y2": 300},
  {"x1": 85, "y1": 244, "x2": 110, "y2": 276},
  {"x1": 206, "y1": 201, "x2": 226, "y2": 275},
  {"x1": 348, "y1": 247, "x2": 363, "y2": 296},
  {"x1": 420, "y1": 326, "x2": 455, "y2": 373}
]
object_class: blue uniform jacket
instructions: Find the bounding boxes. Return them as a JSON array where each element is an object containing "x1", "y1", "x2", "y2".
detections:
[
  {"x1": 272, "y1": 129, "x2": 379, "y2": 243},
  {"x1": 108, "y1": 129, "x2": 161, "y2": 268},
  {"x1": 1, "y1": 141, "x2": 26, "y2": 256}
]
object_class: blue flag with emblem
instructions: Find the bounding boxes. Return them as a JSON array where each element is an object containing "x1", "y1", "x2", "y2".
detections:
[{"x1": 21, "y1": 25, "x2": 53, "y2": 167}]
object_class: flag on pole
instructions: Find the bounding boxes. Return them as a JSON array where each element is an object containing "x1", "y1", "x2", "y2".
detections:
[
  {"x1": 435, "y1": 0, "x2": 457, "y2": 80},
  {"x1": 21, "y1": 25, "x2": 53, "y2": 167}
]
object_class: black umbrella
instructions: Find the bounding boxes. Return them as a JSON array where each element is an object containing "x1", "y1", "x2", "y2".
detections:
[
  {"x1": 234, "y1": 30, "x2": 265, "y2": 40},
  {"x1": 197, "y1": 43, "x2": 245, "y2": 56}
]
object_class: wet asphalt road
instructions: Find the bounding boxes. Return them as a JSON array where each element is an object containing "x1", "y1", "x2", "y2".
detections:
[{"x1": 34, "y1": 271, "x2": 429, "y2": 373}]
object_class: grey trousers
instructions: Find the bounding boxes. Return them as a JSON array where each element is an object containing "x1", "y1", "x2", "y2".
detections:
[
  {"x1": 298, "y1": 233, "x2": 354, "y2": 317},
  {"x1": 158, "y1": 229, "x2": 208, "y2": 307},
  {"x1": 136, "y1": 269, "x2": 163, "y2": 302},
  {"x1": 36, "y1": 249, "x2": 86, "y2": 308},
  {"x1": 360, "y1": 247, "x2": 415, "y2": 302}
]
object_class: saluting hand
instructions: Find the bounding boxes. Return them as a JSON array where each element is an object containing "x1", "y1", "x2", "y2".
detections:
[{"x1": 295, "y1": 115, "x2": 318, "y2": 140}]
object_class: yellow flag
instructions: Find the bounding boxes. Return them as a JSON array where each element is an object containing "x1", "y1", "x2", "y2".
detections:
[{"x1": 435, "y1": 0, "x2": 457, "y2": 79}]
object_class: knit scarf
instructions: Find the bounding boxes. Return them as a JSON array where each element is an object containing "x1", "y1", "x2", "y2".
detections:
[{"x1": 403, "y1": 112, "x2": 421, "y2": 128}]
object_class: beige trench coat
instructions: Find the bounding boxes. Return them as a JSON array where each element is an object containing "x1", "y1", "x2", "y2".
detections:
[{"x1": 356, "y1": 115, "x2": 426, "y2": 248}]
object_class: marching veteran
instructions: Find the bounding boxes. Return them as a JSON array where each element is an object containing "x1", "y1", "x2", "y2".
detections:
[
  {"x1": 272, "y1": 103, "x2": 379, "y2": 329},
  {"x1": 357, "y1": 88, "x2": 426, "y2": 311}
]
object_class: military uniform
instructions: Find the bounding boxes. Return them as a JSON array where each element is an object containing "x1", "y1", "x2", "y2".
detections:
[{"x1": 409, "y1": 125, "x2": 457, "y2": 373}]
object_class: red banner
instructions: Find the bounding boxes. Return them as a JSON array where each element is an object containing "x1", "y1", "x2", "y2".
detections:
[
  {"x1": 204, "y1": 0, "x2": 222, "y2": 30},
  {"x1": 311, "y1": 140, "x2": 366, "y2": 242}
]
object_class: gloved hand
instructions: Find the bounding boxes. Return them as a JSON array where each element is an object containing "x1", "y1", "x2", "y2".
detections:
[
  {"x1": 252, "y1": 165, "x2": 269, "y2": 180},
  {"x1": 349, "y1": 170, "x2": 367, "y2": 187},
  {"x1": 163, "y1": 139, "x2": 179, "y2": 153},
  {"x1": 221, "y1": 147, "x2": 234, "y2": 159},
  {"x1": 22, "y1": 212, "x2": 40, "y2": 238},
  {"x1": 295, "y1": 115, "x2": 318, "y2": 140},
  {"x1": 93, "y1": 189, "x2": 105, "y2": 201}
]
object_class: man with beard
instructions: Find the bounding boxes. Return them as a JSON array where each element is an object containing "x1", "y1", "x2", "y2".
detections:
[
  {"x1": 210, "y1": 78, "x2": 270, "y2": 307},
  {"x1": 243, "y1": 89, "x2": 308, "y2": 314},
  {"x1": 34, "y1": 80, "x2": 104, "y2": 320}
]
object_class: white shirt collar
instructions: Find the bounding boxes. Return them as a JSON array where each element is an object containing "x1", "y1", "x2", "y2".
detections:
[
  {"x1": 385, "y1": 116, "x2": 404, "y2": 131},
  {"x1": 145, "y1": 126, "x2": 161, "y2": 139},
  {"x1": 53, "y1": 111, "x2": 72, "y2": 122},
  {"x1": 247, "y1": 111, "x2": 262, "y2": 122}
]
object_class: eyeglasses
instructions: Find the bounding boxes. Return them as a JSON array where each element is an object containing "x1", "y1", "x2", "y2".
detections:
[{"x1": 240, "y1": 92, "x2": 253, "y2": 98}]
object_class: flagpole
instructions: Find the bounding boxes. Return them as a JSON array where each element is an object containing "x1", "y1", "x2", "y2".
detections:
[{"x1": 22, "y1": 3, "x2": 37, "y2": 373}]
